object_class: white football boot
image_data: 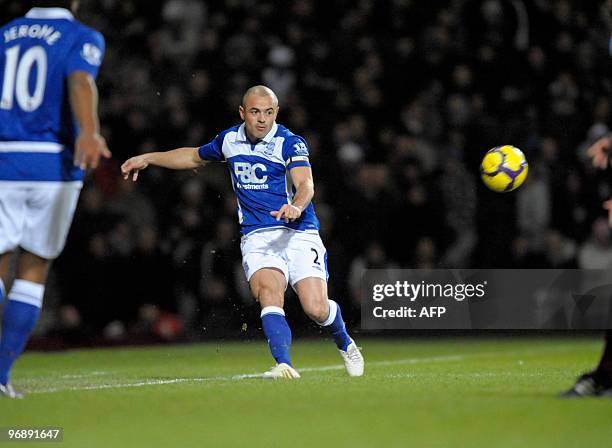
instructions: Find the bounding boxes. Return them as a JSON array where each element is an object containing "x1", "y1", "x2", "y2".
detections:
[
  {"x1": 0, "y1": 383, "x2": 24, "y2": 399},
  {"x1": 339, "y1": 340, "x2": 364, "y2": 377},
  {"x1": 263, "y1": 363, "x2": 301, "y2": 379}
]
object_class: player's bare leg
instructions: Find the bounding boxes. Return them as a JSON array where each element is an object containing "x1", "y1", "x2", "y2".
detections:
[
  {"x1": 250, "y1": 268, "x2": 286, "y2": 309},
  {"x1": 250, "y1": 268, "x2": 299, "y2": 379},
  {"x1": 0, "y1": 250, "x2": 49, "y2": 398},
  {"x1": 294, "y1": 277, "x2": 329, "y2": 322},
  {"x1": 295, "y1": 277, "x2": 364, "y2": 376},
  {"x1": 15, "y1": 250, "x2": 52, "y2": 284},
  {"x1": 0, "y1": 251, "x2": 12, "y2": 304},
  {"x1": 0, "y1": 251, "x2": 11, "y2": 273}
]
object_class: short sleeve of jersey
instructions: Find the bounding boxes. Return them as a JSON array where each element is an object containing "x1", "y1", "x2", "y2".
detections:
[
  {"x1": 283, "y1": 136, "x2": 311, "y2": 170},
  {"x1": 198, "y1": 134, "x2": 225, "y2": 161},
  {"x1": 65, "y1": 28, "x2": 105, "y2": 79}
]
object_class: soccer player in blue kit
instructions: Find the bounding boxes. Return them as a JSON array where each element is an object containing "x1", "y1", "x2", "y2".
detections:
[
  {"x1": 122, "y1": 85, "x2": 364, "y2": 379},
  {"x1": 0, "y1": 1, "x2": 109, "y2": 398}
]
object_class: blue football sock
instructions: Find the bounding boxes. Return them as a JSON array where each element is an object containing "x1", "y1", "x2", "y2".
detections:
[
  {"x1": 0, "y1": 279, "x2": 5, "y2": 305},
  {"x1": 320, "y1": 300, "x2": 352, "y2": 351},
  {"x1": 0, "y1": 280, "x2": 44, "y2": 385},
  {"x1": 261, "y1": 306, "x2": 292, "y2": 366}
]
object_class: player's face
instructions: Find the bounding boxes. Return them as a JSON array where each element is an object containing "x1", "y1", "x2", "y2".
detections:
[{"x1": 239, "y1": 94, "x2": 279, "y2": 142}]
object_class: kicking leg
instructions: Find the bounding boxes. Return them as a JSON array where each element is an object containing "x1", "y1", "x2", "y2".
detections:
[{"x1": 295, "y1": 277, "x2": 363, "y2": 376}]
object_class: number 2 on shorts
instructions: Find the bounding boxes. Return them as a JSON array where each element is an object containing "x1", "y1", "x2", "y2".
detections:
[{"x1": 311, "y1": 247, "x2": 320, "y2": 265}]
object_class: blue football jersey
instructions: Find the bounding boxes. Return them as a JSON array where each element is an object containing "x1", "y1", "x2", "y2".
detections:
[
  {"x1": 0, "y1": 8, "x2": 105, "y2": 182},
  {"x1": 198, "y1": 123, "x2": 321, "y2": 235}
]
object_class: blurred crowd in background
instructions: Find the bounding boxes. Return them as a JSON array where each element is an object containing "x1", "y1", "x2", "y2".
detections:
[{"x1": 1, "y1": 0, "x2": 611, "y2": 345}]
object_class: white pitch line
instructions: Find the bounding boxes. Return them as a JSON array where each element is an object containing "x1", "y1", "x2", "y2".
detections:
[
  {"x1": 27, "y1": 344, "x2": 587, "y2": 395},
  {"x1": 31, "y1": 354, "x2": 466, "y2": 394},
  {"x1": 229, "y1": 354, "x2": 466, "y2": 379},
  {"x1": 36, "y1": 378, "x2": 203, "y2": 393}
]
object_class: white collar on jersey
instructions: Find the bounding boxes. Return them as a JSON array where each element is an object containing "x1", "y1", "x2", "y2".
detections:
[
  {"x1": 236, "y1": 122, "x2": 278, "y2": 144},
  {"x1": 25, "y1": 8, "x2": 75, "y2": 21}
]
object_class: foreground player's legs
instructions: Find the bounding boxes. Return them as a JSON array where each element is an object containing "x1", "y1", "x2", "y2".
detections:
[
  {"x1": 595, "y1": 330, "x2": 612, "y2": 377},
  {"x1": 295, "y1": 278, "x2": 349, "y2": 349},
  {"x1": 561, "y1": 330, "x2": 612, "y2": 398},
  {"x1": 250, "y1": 268, "x2": 299, "y2": 378},
  {"x1": 0, "y1": 251, "x2": 50, "y2": 395},
  {"x1": 0, "y1": 252, "x2": 10, "y2": 304},
  {"x1": 295, "y1": 277, "x2": 364, "y2": 376}
]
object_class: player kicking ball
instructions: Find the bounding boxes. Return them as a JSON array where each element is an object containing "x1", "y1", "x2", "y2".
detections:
[{"x1": 121, "y1": 86, "x2": 364, "y2": 379}]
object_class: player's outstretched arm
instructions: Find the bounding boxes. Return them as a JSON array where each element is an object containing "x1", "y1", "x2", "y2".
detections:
[
  {"x1": 587, "y1": 135, "x2": 612, "y2": 169},
  {"x1": 271, "y1": 166, "x2": 315, "y2": 223},
  {"x1": 121, "y1": 147, "x2": 205, "y2": 181},
  {"x1": 69, "y1": 71, "x2": 111, "y2": 170}
]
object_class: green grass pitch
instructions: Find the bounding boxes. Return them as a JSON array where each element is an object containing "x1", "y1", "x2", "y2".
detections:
[{"x1": 2, "y1": 337, "x2": 612, "y2": 447}]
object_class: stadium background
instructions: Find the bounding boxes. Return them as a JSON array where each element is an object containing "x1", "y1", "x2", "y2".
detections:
[{"x1": 1, "y1": 0, "x2": 611, "y2": 344}]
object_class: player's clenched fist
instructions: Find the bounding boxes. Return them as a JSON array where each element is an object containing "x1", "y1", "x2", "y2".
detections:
[
  {"x1": 121, "y1": 155, "x2": 149, "y2": 181},
  {"x1": 270, "y1": 204, "x2": 302, "y2": 223}
]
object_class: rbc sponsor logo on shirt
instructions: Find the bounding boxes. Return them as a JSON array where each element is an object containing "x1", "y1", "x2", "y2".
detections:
[{"x1": 234, "y1": 162, "x2": 269, "y2": 190}]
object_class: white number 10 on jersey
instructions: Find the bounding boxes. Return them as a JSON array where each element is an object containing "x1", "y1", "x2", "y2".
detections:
[{"x1": 1, "y1": 45, "x2": 47, "y2": 112}]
